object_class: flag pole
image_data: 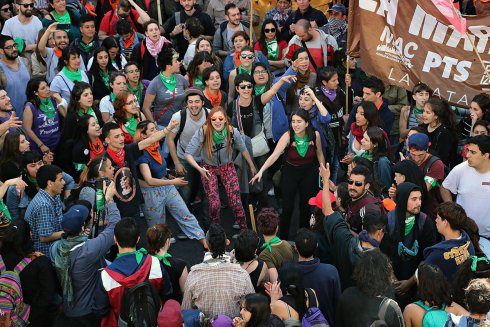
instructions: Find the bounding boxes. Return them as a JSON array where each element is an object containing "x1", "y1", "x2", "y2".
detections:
[{"x1": 345, "y1": 53, "x2": 350, "y2": 114}]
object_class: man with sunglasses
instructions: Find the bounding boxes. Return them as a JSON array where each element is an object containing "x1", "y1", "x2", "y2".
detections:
[
  {"x1": 1, "y1": 0, "x2": 42, "y2": 59},
  {"x1": 344, "y1": 165, "x2": 385, "y2": 235}
]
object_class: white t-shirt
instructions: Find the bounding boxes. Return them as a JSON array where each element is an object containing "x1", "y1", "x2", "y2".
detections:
[
  {"x1": 442, "y1": 161, "x2": 490, "y2": 238},
  {"x1": 99, "y1": 95, "x2": 114, "y2": 118},
  {"x1": 50, "y1": 70, "x2": 89, "y2": 104},
  {"x1": 2, "y1": 16, "x2": 42, "y2": 46},
  {"x1": 170, "y1": 108, "x2": 209, "y2": 159}
]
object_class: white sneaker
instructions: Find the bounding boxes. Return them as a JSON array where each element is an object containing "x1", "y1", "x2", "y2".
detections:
[
  {"x1": 170, "y1": 237, "x2": 176, "y2": 244},
  {"x1": 268, "y1": 187, "x2": 275, "y2": 196}
]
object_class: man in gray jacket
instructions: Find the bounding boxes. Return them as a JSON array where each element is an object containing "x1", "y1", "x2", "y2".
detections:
[{"x1": 50, "y1": 181, "x2": 120, "y2": 326}]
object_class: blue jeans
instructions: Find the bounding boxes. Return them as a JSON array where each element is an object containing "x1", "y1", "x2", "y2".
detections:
[{"x1": 141, "y1": 184, "x2": 205, "y2": 240}]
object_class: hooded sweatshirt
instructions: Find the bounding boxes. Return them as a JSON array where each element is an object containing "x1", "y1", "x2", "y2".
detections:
[
  {"x1": 423, "y1": 230, "x2": 475, "y2": 283},
  {"x1": 381, "y1": 182, "x2": 437, "y2": 280}
]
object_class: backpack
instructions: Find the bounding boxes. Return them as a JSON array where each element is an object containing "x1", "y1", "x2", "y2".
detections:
[
  {"x1": 423, "y1": 154, "x2": 450, "y2": 179},
  {"x1": 413, "y1": 301, "x2": 448, "y2": 327},
  {"x1": 175, "y1": 108, "x2": 209, "y2": 144},
  {"x1": 105, "y1": 257, "x2": 161, "y2": 327},
  {"x1": 302, "y1": 288, "x2": 330, "y2": 327},
  {"x1": 0, "y1": 255, "x2": 32, "y2": 327},
  {"x1": 370, "y1": 297, "x2": 404, "y2": 327}
]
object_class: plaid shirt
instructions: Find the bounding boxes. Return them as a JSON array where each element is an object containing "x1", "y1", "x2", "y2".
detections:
[
  {"x1": 24, "y1": 189, "x2": 63, "y2": 254},
  {"x1": 182, "y1": 256, "x2": 255, "y2": 317}
]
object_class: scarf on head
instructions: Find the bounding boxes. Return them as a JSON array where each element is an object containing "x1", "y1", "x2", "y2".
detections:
[
  {"x1": 53, "y1": 235, "x2": 88, "y2": 308},
  {"x1": 327, "y1": 18, "x2": 347, "y2": 40},
  {"x1": 254, "y1": 84, "x2": 267, "y2": 96},
  {"x1": 260, "y1": 236, "x2": 281, "y2": 252},
  {"x1": 89, "y1": 138, "x2": 104, "y2": 159},
  {"x1": 107, "y1": 147, "x2": 125, "y2": 168},
  {"x1": 294, "y1": 133, "x2": 309, "y2": 157},
  {"x1": 238, "y1": 65, "x2": 251, "y2": 75},
  {"x1": 193, "y1": 75, "x2": 205, "y2": 89},
  {"x1": 79, "y1": 40, "x2": 94, "y2": 53},
  {"x1": 52, "y1": 10, "x2": 71, "y2": 24},
  {"x1": 39, "y1": 98, "x2": 55, "y2": 119},
  {"x1": 266, "y1": 39, "x2": 279, "y2": 60},
  {"x1": 351, "y1": 123, "x2": 365, "y2": 143},
  {"x1": 321, "y1": 85, "x2": 337, "y2": 102},
  {"x1": 127, "y1": 82, "x2": 143, "y2": 103},
  {"x1": 206, "y1": 88, "x2": 222, "y2": 108},
  {"x1": 62, "y1": 66, "x2": 82, "y2": 82},
  {"x1": 146, "y1": 37, "x2": 165, "y2": 58},
  {"x1": 124, "y1": 116, "x2": 137, "y2": 137},
  {"x1": 154, "y1": 253, "x2": 172, "y2": 267},
  {"x1": 145, "y1": 142, "x2": 162, "y2": 165},
  {"x1": 233, "y1": 51, "x2": 242, "y2": 69},
  {"x1": 116, "y1": 248, "x2": 148, "y2": 265},
  {"x1": 100, "y1": 69, "x2": 110, "y2": 89},
  {"x1": 122, "y1": 33, "x2": 135, "y2": 49},
  {"x1": 160, "y1": 72, "x2": 177, "y2": 92},
  {"x1": 358, "y1": 230, "x2": 380, "y2": 248},
  {"x1": 212, "y1": 127, "x2": 227, "y2": 144},
  {"x1": 54, "y1": 47, "x2": 62, "y2": 58}
]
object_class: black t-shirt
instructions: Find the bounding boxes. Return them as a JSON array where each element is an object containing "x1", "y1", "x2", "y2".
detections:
[
  {"x1": 163, "y1": 256, "x2": 187, "y2": 303},
  {"x1": 236, "y1": 95, "x2": 265, "y2": 137},
  {"x1": 105, "y1": 143, "x2": 143, "y2": 218}
]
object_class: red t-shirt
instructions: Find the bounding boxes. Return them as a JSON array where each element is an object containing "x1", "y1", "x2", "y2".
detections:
[{"x1": 99, "y1": 9, "x2": 140, "y2": 36}]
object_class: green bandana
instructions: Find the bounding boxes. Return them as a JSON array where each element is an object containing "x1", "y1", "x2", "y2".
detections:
[
  {"x1": 294, "y1": 133, "x2": 310, "y2": 157},
  {"x1": 116, "y1": 248, "x2": 148, "y2": 265},
  {"x1": 79, "y1": 40, "x2": 94, "y2": 53},
  {"x1": 39, "y1": 98, "x2": 55, "y2": 120},
  {"x1": 260, "y1": 236, "x2": 281, "y2": 252},
  {"x1": 27, "y1": 175, "x2": 38, "y2": 186},
  {"x1": 124, "y1": 116, "x2": 137, "y2": 137},
  {"x1": 0, "y1": 200, "x2": 11, "y2": 221},
  {"x1": 424, "y1": 175, "x2": 440, "y2": 188},
  {"x1": 254, "y1": 84, "x2": 267, "y2": 95},
  {"x1": 154, "y1": 253, "x2": 172, "y2": 267},
  {"x1": 159, "y1": 72, "x2": 177, "y2": 92},
  {"x1": 360, "y1": 151, "x2": 373, "y2": 161},
  {"x1": 468, "y1": 255, "x2": 490, "y2": 272},
  {"x1": 193, "y1": 75, "x2": 205, "y2": 89},
  {"x1": 62, "y1": 66, "x2": 83, "y2": 82},
  {"x1": 52, "y1": 10, "x2": 71, "y2": 24},
  {"x1": 100, "y1": 70, "x2": 110, "y2": 89},
  {"x1": 266, "y1": 39, "x2": 279, "y2": 60},
  {"x1": 212, "y1": 127, "x2": 227, "y2": 144},
  {"x1": 413, "y1": 106, "x2": 424, "y2": 116},
  {"x1": 127, "y1": 83, "x2": 143, "y2": 105},
  {"x1": 110, "y1": 92, "x2": 115, "y2": 102},
  {"x1": 405, "y1": 215, "x2": 415, "y2": 236},
  {"x1": 76, "y1": 107, "x2": 96, "y2": 120},
  {"x1": 238, "y1": 65, "x2": 251, "y2": 75}
]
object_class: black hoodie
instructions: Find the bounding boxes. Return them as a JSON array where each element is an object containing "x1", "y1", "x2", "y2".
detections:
[{"x1": 380, "y1": 182, "x2": 437, "y2": 280}]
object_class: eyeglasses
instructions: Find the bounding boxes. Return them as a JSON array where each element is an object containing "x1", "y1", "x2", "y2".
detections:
[
  {"x1": 211, "y1": 116, "x2": 225, "y2": 121},
  {"x1": 240, "y1": 54, "x2": 254, "y2": 59},
  {"x1": 19, "y1": 3, "x2": 34, "y2": 8},
  {"x1": 1, "y1": 7, "x2": 11, "y2": 12},
  {"x1": 253, "y1": 70, "x2": 267, "y2": 76},
  {"x1": 264, "y1": 28, "x2": 276, "y2": 33},
  {"x1": 347, "y1": 179, "x2": 364, "y2": 187},
  {"x1": 239, "y1": 84, "x2": 253, "y2": 90},
  {"x1": 126, "y1": 69, "x2": 140, "y2": 74},
  {"x1": 3, "y1": 44, "x2": 18, "y2": 50},
  {"x1": 125, "y1": 99, "x2": 136, "y2": 106}
]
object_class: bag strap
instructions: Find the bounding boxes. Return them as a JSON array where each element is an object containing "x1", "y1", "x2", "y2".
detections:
[
  {"x1": 235, "y1": 99, "x2": 244, "y2": 134},
  {"x1": 176, "y1": 108, "x2": 187, "y2": 140},
  {"x1": 14, "y1": 257, "x2": 32, "y2": 274},
  {"x1": 305, "y1": 288, "x2": 318, "y2": 308},
  {"x1": 377, "y1": 297, "x2": 392, "y2": 322},
  {"x1": 153, "y1": 89, "x2": 176, "y2": 124},
  {"x1": 300, "y1": 40, "x2": 317, "y2": 71}
]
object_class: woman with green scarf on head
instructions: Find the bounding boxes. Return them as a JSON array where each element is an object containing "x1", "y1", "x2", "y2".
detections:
[
  {"x1": 23, "y1": 76, "x2": 67, "y2": 157},
  {"x1": 50, "y1": 47, "x2": 89, "y2": 104},
  {"x1": 250, "y1": 110, "x2": 324, "y2": 240},
  {"x1": 113, "y1": 90, "x2": 146, "y2": 144}
]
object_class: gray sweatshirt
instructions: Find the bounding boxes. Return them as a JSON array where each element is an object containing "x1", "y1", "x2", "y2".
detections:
[{"x1": 185, "y1": 127, "x2": 247, "y2": 166}]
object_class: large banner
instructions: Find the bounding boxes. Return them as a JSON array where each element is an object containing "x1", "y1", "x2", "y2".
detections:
[{"x1": 347, "y1": 0, "x2": 490, "y2": 106}]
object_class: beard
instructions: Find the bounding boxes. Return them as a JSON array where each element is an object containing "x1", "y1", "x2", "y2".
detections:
[{"x1": 4, "y1": 52, "x2": 18, "y2": 60}]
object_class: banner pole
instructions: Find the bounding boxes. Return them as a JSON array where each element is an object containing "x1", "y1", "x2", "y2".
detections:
[{"x1": 345, "y1": 54, "x2": 350, "y2": 114}]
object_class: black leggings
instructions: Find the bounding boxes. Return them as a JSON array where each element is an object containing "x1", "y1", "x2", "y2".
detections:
[{"x1": 279, "y1": 162, "x2": 318, "y2": 240}]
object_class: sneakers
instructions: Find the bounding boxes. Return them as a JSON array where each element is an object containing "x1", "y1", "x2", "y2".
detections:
[
  {"x1": 267, "y1": 187, "x2": 275, "y2": 196},
  {"x1": 232, "y1": 223, "x2": 240, "y2": 230},
  {"x1": 170, "y1": 237, "x2": 176, "y2": 244}
]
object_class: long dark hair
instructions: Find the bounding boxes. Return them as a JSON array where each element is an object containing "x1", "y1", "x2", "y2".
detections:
[
  {"x1": 75, "y1": 114, "x2": 95, "y2": 146},
  {"x1": 279, "y1": 262, "x2": 307, "y2": 318},
  {"x1": 358, "y1": 101, "x2": 383, "y2": 129},
  {"x1": 25, "y1": 76, "x2": 48, "y2": 108},
  {"x1": 353, "y1": 249, "x2": 393, "y2": 297},
  {"x1": 67, "y1": 81, "x2": 103, "y2": 123},
  {"x1": 102, "y1": 36, "x2": 123, "y2": 70},
  {"x1": 365, "y1": 126, "x2": 387, "y2": 162},
  {"x1": 187, "y1": 51, "x2": 213, "y2": 83},
  {"x1": 471, "y1": 93, "x2": 490, "y2": 121},
  {"x1": 89, "y1": 47, "x2": 116, "y2": 89},
  {"x1": 0, "y1": 132, "x2": 23, "y2": 165},
  {"x1": 425, "y1": 97, "x2": 458, "y2": 134},
  {"x1": 258, "y1": 19, "x2": 280, "y2": 56},
  {"x1": 289, "y1": 109, "x2": 315, "y2": 145},
  {"x1": 243, "y1": 293, "x2": 274, "y2": 327},
  {"x1": 58, "y1": 46, "x2": 82, "y2": 71},
  {"x1": 21, "y1": 151, "x2": 43, "y2": 199},
  {"x1": 417, "y1": 263, "x2": 452, "y2": 308}
]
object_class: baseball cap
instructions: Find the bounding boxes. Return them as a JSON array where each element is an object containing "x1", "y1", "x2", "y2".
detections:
[
  {"x1": 185, "y1": 87, "x2": 204, "y2": 99},
  {"x1": 328, "y1": 4, "x2": 346, "y2": 14},
  {"x1": 408, "y1": 133, "x2": 430, "y2": 151},
  {"x1": 308, "y1": 190, "x2": 337, "y2": 210},
  {"x1": 61, "y1": 204, "x2": 90, "y2": 234}
]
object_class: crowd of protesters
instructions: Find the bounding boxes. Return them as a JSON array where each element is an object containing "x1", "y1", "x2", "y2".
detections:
[{"x1": 0, "y1": 0, "x2": 488, "y2": 326}]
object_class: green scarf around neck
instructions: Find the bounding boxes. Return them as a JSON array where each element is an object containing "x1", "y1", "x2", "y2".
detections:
[
  {"x1": 405, "y1": 215, "x2": 415, "y2": 236},
  {"x1": 116, "y1": 248, "x2": 148, "y2": 265},
  {"x1": 62, "y1": 66, "x2": 82, "y2": 82},
  {"x1": 193, "y1": 75, "x2": 205, "y2": 89},
  {"x1": 266, "y1": 39, "x2": 279, "y2": 60},
  {"x1": 79, "y1": 40, "x2": 94, "y2": 53},
  {"x1": 154, "y1": 253, "x2": 172, "y2": 267},
  {"x1": 159, "y1": 72, "x2": 177, "y2": 92},
  {"x1": 238, "y1": 65, "x2": 251, "y2": 75},
  {"x1": 413, "y1": 106, "x2": 424, "y2": 116},
  {"x1": 100, "y1": 69, "x2": 110, "y2": 89},
  {"x1": 260, "y1": 236, "x2": 281, "y2": 252},
  {"x1": 254, "y1": 84, "x2": 267, "y2": 95},
  {"x1": 124, "y1": 116, "x2": 137, "y2": 137},
  {"x1": 52, "y1": 10, "x2": 71, "y2": 24},
  {"x1": 39, "y1": 98, "x2": 55, "y2": 119},
  {"x1": 294, "y1": 133, "x2": 310, "y2": 158},
  {"x1": 213, "y1": 127, "x2": 227, "y2": 144},
  {"x1": 127, "y1": 82, "x2": 143, "y2": 105},
  {"x1": 77, "y1": 106, "x2": 96, "y2": 119},
  {"x1": 360, "y1": 150, "x2": 373, "y2": 161}
]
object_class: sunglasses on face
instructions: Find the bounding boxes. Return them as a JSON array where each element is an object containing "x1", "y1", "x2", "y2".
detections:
[
  {"x1": 240, "y1": 54, "x2": 254, "y2": 59},
  {"x1": 264, "y1": 28, "x2": 276, "y2": 33},
  {"x1": 19, "y1": 3, "x2": 34, "y2": 8},
  {"x1": 347, "y1": 179, "x2": 364, "y2": 187},
  {"x1": 211, "y1": 116, "x2": 225, "y2": 121},
  {"x1": 239, "y1": 84, "x2": 253, "y2": 90}
]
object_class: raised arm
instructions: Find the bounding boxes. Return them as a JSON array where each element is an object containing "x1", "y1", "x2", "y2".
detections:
[{"x1": 249, "y1": 131, "x2": 290, "y2": 184}]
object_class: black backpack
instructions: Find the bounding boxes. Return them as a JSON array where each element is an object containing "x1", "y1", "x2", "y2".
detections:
[{"x1": 105, "y1": 257, "x2": 161, "y2": 327}]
